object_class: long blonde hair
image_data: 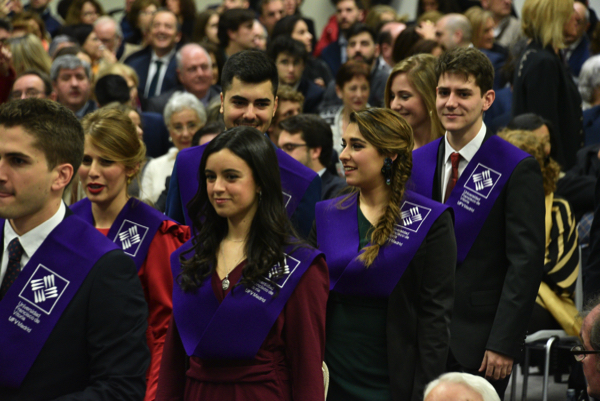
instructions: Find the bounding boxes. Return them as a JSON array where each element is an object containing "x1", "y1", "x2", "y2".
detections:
[
  {"x1": 521, "y1": 0, "x2": 574, "y2": 49},
  {"x1": 384, "y1": 54, "x2": 444, "y2": 142},
  {"x1": 346, "y1": 108, "x2": 414, "y2": 267},
  {"x1": 9, "y1": 34, "x2": 52, "y2": 75}
]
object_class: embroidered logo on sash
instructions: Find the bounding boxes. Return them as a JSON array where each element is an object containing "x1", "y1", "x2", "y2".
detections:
[
  {"x1": 18, "y1": 265, "x2": 69, "y2": 314},
  {"x1": 464, "y1": 163, "x2": 502, "y2": 199},
  {"x1": 399, "y1": 201, "x2": 432, "y2": 233},
  {"x1": 282, "y1": 191, "x2": 292, "y2": 207},
  {"x1": 113, "y1": 220, "x2": 149, "y2": 257},
  {"x1": 266, "y1": 254, "x2": 300, "y2": 289}
]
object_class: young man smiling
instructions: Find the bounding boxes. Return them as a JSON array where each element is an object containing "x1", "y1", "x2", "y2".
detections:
[
  {"x1": 411, "y1": 47, "x2": 545, "y2": 398},
  {"x1": 165, "y1": 50, "x2": 321, "y2": 238}
]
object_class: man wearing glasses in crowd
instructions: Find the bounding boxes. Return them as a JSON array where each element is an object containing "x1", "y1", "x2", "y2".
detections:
[{"x1": 572, "y1": 297, "x2": 600, "y2": 398}]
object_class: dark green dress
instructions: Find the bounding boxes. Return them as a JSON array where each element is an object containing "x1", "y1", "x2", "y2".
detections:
[{"x1": 325, "y1": 207, "x2": 391, "y2": 401}]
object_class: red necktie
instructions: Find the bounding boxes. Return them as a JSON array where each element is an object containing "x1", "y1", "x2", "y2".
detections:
[
  {"x1": 0, "y1": 238, "x2": 24, "y2": 300},
  {"x1": 444, "y1": 152, "x2": 461, "y2": 203}
]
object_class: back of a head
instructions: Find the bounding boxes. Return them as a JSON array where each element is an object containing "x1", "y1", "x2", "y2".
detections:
[
  {"x1": 436, "y1": 47, "x2": 494, "y2": 95},
  {"x1": 95, "y1": 74, "x2": 131, "y2": 107},
  {"x1": 0, "y1": 98, "x2": 84, "y2": 173},
  {"x1": 579, "y1": 55, "x2": 600, "y2": 104},
  {"x1": 393, "y1": 25, "x2": 421, "y2": 64},
  {"x1": 221, "y1": 50, "x2": 278, "y2": 97},
  {"x1": 443, "y1": 13, "x2": 473, "y2": 45},
  {"x1": 521, "y1": 0, "x2": 574, "y2": 49},
  {"x1": 424, "y1": 372, "x2": 500, "y2": 401}
]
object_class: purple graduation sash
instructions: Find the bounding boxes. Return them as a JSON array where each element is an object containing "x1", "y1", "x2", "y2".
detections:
[
  {"x1": 0, "y1": 215, "x2": 119, "y2": 388},
  {"x1": 316, "y1": 190, "x2": 450, "y2": 298},
  {"x1": 171, "y1": 241, "x2": 322, "y2": 359},
  {"x1": 176, "y1": 142, "x2": 317, "y2": 226},
  {"x1": 71, "y1": 198, "x2": 171, "y2": 271},
  {"x1": 411, "y1": 135, "x2": 530, "y2": 263}
]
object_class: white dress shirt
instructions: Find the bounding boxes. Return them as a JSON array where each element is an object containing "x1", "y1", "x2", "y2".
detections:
[
  {"x1": 0, "y1": 201, "x2": 66, "y2": 283},
  {"x1": 440, "y1": 123, "x2": 487, "y2": 197},
  {"x1": 144, "y1": 47, "x2": 177, "y2": 98}
]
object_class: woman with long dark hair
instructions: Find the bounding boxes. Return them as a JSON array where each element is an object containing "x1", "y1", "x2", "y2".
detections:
[
  {"x1": 314, "y1": 108, "x2": 455, "y2": 401},
  {"x1": 70, "y1": 108, "x2": 190, "y2": 401},
  {"x1": 156, "y1": 126, "x2": 328, "y2": 401}
]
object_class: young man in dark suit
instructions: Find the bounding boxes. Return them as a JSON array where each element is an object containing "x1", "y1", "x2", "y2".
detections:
[
  {"x1": 0, "y1": 99, "x2": 149, "y2": 400},
  {"x1": 165, "y1": 50, "x2": 321, "y2": 238},
  {"x1": 411, "y1": 47, "x2": 545, "y2": 398}
]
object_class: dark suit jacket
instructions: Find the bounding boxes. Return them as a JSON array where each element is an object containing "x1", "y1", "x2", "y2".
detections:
[
  {"x1": 145, "y1": 85, "x2": 221, "y2": 115},
  {"x1": 320, "y1": 169, "x2": 346, "y2": 200},
  {"x1": 320, "y1": 40, "x2": 342, "y2": 77},
  {"x1": 0, "y1": 209, "x2": 150, "y2": 400},
  {"x1": 424, "y1": 133, "x2": 545, "y2": 368},
  {"x1": 141, "y1": 111, "x2": 170, "y2": 158},
  {"x1": 567, "y1": 34, "x2": 591, "y2": 78},
  {"x1": 584, "y1": 105, "x2": 600, "y2": 146},
  {"x1": 297, "y1": 78, "x2": 324, "y2": 114},
  {"x1": 512, "y1": 40, "x2": 584, "y2": 169},
  {"x1": 125, "y1": 46, "x2": 180, "y2": 104}
]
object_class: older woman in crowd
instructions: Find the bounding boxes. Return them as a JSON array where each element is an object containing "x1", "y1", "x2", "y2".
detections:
[
  {"x1": 141, "y1": 92, "x2": 206, "y2": 204},
  {"x1": 385, "y1": 54, "x2": 443, "y2": 149},
  {"x1": 579, "y1": 56, "x2": 600, "y2": 145}
]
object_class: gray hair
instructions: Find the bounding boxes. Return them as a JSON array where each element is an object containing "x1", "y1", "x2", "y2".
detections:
[
  {"x1": 50, "y1": 55, "x2": 91, "y2": 81},
  {"x1": 579, "y1": 55, "x2": 600, "y2": 104},
  {"x1": 176, "y1": 43, "x2": 212, "y2": 70},
  {"x1": 94, "y1": 16, "x2": 123, "y2": 39},
  {"x1": 443, "y1": 13, "x2": 473, "y2": 44},
  {"x1": 163, "y1": 91, "x2": 207, "y2": 127},
  {"x1": 424, "y1": 372, "x2": 500, "y2": 401},
  {"x1": 48, "y1": 35, "x2": 76, "y2": 58}
]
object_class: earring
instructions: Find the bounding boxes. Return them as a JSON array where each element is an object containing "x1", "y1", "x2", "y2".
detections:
[
  {"x1": 127, "y1": 175, "x2": 133, "y2": 185},
  {"x1": 381, "y1": 157, "x2": 393, "y2": 186}
]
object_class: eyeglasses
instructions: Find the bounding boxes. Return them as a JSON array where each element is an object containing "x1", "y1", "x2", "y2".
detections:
[
  {"x1": 571, "y1": 345, "x2": 600, "y2": 361},
  {"x1": 10, "y1": 89, "x2": 43, "y2": 99},
  {"x1": 280, "y1": 143, "x2": 307, "y2": 152}
]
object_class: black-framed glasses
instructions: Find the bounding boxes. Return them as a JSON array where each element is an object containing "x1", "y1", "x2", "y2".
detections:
[
  {"x1": 280, "y1": 143, "x2": 307, "y2": 152},
  {"x1": 571, "y1": 345, "x2": 600, "y2": 361}
]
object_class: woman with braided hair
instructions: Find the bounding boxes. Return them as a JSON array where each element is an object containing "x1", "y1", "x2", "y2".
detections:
[{"x1": 313, "y1": 108, "x2": 456, "y2": 401}]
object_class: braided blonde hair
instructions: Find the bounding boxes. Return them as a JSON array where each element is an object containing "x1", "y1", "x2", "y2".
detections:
[{"x1": 349, "y1": 108, "x2": 414, "y2": 267}]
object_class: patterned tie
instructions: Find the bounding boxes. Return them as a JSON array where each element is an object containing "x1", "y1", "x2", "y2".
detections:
[
  {"x1": 146, "y1": 60, "x2": 163, "y2": 98},
  {"x1": 444, "y1": 152, "x2": 461, "y2": 203},
  {"x1": 0, "y1": 238, "x2": 24, "y2": 300}
]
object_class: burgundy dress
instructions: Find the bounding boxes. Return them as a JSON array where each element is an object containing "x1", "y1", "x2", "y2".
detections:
[{"x1": 156, "y1": 257, "x2": 329, "y2": 401}]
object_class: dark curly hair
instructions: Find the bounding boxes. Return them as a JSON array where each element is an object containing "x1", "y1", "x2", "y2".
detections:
[{"x1": 178, "y1": 126, "x2": 299, "y2": 292}]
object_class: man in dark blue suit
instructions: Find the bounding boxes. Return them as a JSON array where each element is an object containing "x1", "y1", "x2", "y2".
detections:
[
  {"x1": 564, "y1": 1, "x2": 591, "y2": 79},
  {"x1": 278, "y1": 114, "x2": 346, "y2": 200},
  {"x1": 124, "y1": 9, "x2": 181, "y2": 107},
  {"x1": 268, "y1": 36, "x2": 323, "y2": 114}
]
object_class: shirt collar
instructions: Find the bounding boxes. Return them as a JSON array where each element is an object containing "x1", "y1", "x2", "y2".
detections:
[
  {"x1": 317, "y1": 167, "x2": 326, "y2": 177},
  {"x1": 151, "y1": 47, "x2": 177, "y2": 64},
  {"x1": 4, "y1": 201, "x2": 66, "y2": 261},
  {"x1": 443, "y1": 122, "x2": 487, "y2": 164}
]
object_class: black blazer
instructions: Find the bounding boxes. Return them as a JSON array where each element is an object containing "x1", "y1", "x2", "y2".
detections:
[
  {"x1": 125, "y1": 45, "x2": 180, "y2": 104},
  {"x1": 0, "y1": 209, "x2": 150, "y2": 401},
  {"x1": 320, "y1": 169, "x2": 346, "y2": 200},
  {"x1": 427, "y1": 133, "x2": 545, "y2": 368}
]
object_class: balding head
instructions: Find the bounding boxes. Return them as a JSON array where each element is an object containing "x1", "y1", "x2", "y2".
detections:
[
  {"x1": 424, "y1": 373, "x2": 500, "y2": 401},
  {"x1": 176, "y1": 44, "x2": 213, "y2": 98},
  {"x1": 435, "y1": 14, "x2": 473, "y2": 51}
]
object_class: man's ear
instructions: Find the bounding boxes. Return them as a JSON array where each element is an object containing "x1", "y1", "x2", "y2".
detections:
[
  {"x1": 52, "y1": 163, "x2": 74, "y2": 192},
  {"x1": 373, "y1": 43, "x2": 380, "y2": 58},
  {"x1": 272, "y1": 95, "x2": 278, "y2": 117},
  {"x1": 311, "y1": 146, "x2": 322, "y2": 162},
  {"x1": 482, "y1": 89, "x2": 495, "y2": 111},
  {"x1": 335, "y1": 85, "x2": 342, "y2": 99},
  {"x1": 220, "y1": 92, "x2": 224, "y2": 114}
]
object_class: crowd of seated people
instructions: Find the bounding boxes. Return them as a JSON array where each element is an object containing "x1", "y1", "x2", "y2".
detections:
[{"x1": 2, "y1": 0, "x2": 600, "y2": 400}]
